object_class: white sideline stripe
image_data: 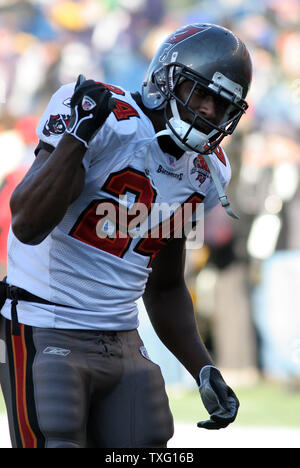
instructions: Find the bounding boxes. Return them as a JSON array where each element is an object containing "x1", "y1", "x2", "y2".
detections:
[
  {"x1": 168, "y1": 422, "x2": 300, "y2": 448},
  {"x1": 0, "y1": 415, "x2": 300, "y2": 448},
  {"x1": 0, "y1": 415, "x2": 11, "y2": 448}
]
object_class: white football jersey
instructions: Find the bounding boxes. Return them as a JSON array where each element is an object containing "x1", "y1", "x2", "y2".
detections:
[{"x1": 2, "y1": 82, "x2": 231, "y2": 329}]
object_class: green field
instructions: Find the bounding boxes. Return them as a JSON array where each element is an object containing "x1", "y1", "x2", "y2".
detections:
[
  {"x1": 168, "y1": 381, "x2": 300, "y2": 428},
  {"x1": 1, "y1": 380, "x2": 300, "y2": 428}
]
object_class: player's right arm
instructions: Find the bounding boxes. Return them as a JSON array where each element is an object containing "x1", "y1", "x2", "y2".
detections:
[
  {"x1": 10, "y1": 76, "x2": 115, "y2": 246},
  {"x1": 10, "y1": 135, "x2": 86, "y2": 245}
]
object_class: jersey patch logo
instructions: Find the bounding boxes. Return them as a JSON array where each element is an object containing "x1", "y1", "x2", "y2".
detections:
[
  {"x1": 42, "y1": 114, "x2": 70, "y2": 137},
  {"x1": 191, "y1": 155, "x2": 211, "y2": 186},
  {"x1": 43, "y1": 347, "x2": 71, "y2": 357}
]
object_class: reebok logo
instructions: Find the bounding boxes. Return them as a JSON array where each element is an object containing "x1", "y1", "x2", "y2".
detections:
[
  {"x1": 0, "y1": 339, "x2": 6, "y2": 363},
  {"x1": 43, "y1": 347, "x2": 71, "y2": 357}
]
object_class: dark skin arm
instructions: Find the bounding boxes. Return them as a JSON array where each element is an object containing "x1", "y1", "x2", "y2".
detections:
[
  {"x1": 10, "y1": 134, "x2": 86, "y2": 245},
  {"x1": 143, "y1": 237, "x2": 214, "y2": 382}
]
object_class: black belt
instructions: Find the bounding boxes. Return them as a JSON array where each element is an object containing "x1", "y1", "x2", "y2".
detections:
[{"x1": 0, "y1": 278, "x2": 61, "y2": 336}]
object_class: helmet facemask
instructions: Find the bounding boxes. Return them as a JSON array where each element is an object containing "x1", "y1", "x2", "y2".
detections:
[
  {"x1": 141, "y1": 23, "x2": 252, "y2": 219},
  {"x1": 152, "y1": 63, "x2": 248, "y2": 154}
]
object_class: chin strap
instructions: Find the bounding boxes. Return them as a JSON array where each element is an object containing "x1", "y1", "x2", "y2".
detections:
[
  {"x1": 201, "y1": 153, "x2": 239, "y2": 220},
  {"x1": 168, "y1": 100, "x2": 239, "y2": 219},
  {"x1": 144, "y1": 127, "x2": 239, "y2": 220},
  {"x1": 144, "y1": 128, "x2": 172, "y2": 197}
]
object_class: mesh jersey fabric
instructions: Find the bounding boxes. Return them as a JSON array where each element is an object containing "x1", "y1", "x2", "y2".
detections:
[{"x1": 2, "y1": 82, "x2": 231, "y2": 329}]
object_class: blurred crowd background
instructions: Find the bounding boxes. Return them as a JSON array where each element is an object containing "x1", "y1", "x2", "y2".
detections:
[{"x1": 0, "y1": 0, "x2": 300, "y2": 388}]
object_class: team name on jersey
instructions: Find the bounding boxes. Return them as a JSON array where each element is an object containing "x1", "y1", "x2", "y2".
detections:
[{"x1": 156, "y1": 165, "x2": 183, "y2": 181}]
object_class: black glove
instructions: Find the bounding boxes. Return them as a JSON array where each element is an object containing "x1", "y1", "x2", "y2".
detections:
[
  {"x1": 66, "y1": 74, "x2": 115, "y2": 148},
  {"x1": 197, "y1": 366, "x2": 239, "y2": 430}
]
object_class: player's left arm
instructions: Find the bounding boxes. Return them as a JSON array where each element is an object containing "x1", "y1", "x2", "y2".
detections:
[
  {"x1": 143, "y1": 237, "x2": 213, "y2": 377},
  {"x1": 143, "y1": 237, "x2": 240, "y2": 430}
]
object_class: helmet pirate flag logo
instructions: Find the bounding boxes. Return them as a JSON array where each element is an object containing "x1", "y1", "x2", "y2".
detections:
[{"x1": 159, "y1": 25, "x2": 211, "y2": 62}]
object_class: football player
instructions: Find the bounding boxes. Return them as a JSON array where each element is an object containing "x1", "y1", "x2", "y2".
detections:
[{"x1": 0, "y1": 24, "x2": 252, "y2": 448}]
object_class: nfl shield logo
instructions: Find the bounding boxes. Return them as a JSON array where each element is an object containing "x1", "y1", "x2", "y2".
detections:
[
  {"x1": 139, "y1": 346, "x2": 151, "y2": 361},
  {"x1": 169, "y1": 156, "x2": 175, "y2": 167},
  {"x1": 82, "y1": 96, "x2": 96, "y2": 111}
]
